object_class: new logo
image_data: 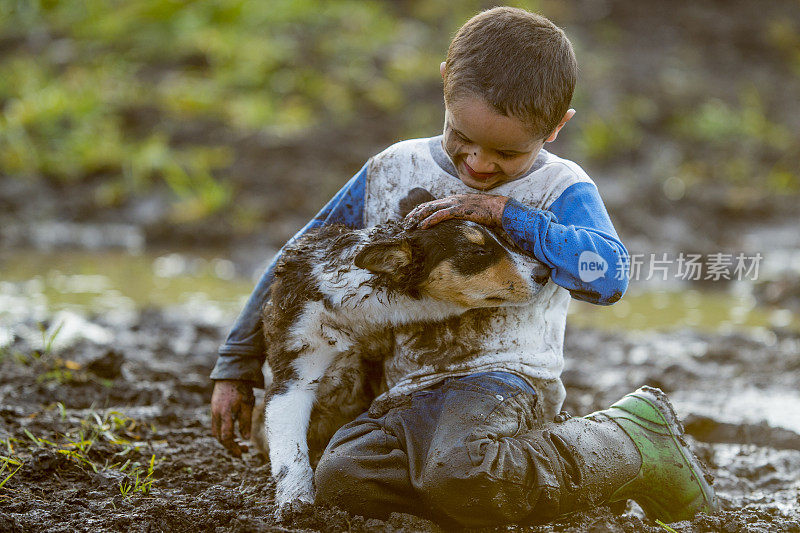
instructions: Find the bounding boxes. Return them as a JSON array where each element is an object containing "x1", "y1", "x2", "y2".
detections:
[{"x1": 578, "y1": 251, "x2": 607, "y2": 282}]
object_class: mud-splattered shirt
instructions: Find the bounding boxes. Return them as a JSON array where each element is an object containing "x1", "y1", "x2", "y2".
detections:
[{"x1": 211, "y1": 136, "x2": 628, "y2": 419}]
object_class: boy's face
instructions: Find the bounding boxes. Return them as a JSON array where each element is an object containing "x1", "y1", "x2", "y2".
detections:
[{"x1": 442, "y1": 94, "x2": 545, "y2": 191}]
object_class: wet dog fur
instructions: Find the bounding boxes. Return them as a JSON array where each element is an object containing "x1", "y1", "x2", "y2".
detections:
[{"x1": 256, "y1": 189, "x2": 550, "y2": 513}]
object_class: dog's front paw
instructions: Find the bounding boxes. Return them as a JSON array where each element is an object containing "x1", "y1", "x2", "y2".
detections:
[
  {"x1": 274, "y1": 495, "x2": 315, "y2": 523},
  {"x1": 273, "y1": 465, "x2": 315, "y2": 521}
]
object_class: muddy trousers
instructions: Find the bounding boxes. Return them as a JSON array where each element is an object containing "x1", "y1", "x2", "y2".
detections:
[{"x1": 314, "y1": 372, "x2": 640, "y2": 527}]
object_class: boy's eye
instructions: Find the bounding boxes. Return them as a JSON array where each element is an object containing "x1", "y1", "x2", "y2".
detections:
[
  {"x1": 498, "y1": 151, "x2": 519, "y2": 159},
  {"x1": 454, "y1": 131, "x2": 470, "y2": 143}
]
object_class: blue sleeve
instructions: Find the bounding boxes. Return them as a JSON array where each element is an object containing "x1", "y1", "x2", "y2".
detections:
[
  {"x1": 209, "y1": 163, "x2": 368, "y2": 385},
  {"x1": 501, "y1": 181, "x2": 629, "y2": 305}
]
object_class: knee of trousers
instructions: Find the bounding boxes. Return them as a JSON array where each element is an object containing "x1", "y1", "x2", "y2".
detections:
[
  {"x1": 314, "y1": 449, "x2": 366, "y2": 510},
  {"x1": 418, "y1": 447, "x2": 537, "y2": 527}
]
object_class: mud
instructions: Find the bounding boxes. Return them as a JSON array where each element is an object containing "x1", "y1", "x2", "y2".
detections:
[{"x1": 1, "y1": 309, "x2": 798, "y2": 532}]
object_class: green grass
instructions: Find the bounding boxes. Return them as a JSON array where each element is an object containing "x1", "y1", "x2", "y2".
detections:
[
  {"x1": 39, "y1": 319, "x2": 64, "y2": 356},
  {"x1": 574, "y1": 96, "x2": 654, "y2": 164},
  {"x1": 2, "y1": 405, "x2": 161, "y2": 498},
  {"x1": 0, "y1": 455, "x2": 24, "y2": 497},
  {"x1": 656, "y1": 519, "x2": 679, "y2": 533},
  {"x1": 9, "y1": 320, "x2": 97, "y2": 386}
]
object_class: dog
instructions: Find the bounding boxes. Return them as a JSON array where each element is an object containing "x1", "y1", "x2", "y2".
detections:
[{"x1": 257, "y1": 189, "x2": 551, "y2": 514}]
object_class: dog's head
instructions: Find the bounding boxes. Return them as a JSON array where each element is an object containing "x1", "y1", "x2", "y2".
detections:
[{"x1": 354, "y1": 189, "x2": 550, "y2": 308}]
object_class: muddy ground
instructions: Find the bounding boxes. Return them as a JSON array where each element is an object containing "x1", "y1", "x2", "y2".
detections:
[{"x1": 1, "y1": 308, "x2": 798, "y2": 533}]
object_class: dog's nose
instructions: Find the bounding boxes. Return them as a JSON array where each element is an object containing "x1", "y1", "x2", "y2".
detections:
[{"x1": 532, "y1": 262, "x2": 551, "y2": 285}]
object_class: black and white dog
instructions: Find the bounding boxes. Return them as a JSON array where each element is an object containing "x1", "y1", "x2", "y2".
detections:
[{"x1": 259, "y1": 189, "x2": 550, "y2": 513}]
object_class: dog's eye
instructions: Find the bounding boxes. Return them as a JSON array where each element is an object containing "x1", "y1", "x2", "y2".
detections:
[{"x1": 468, "y1": 247, "x2": 492, "y2": 257}]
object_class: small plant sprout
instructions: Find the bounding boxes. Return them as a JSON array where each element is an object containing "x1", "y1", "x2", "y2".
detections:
[
  {"x1": 119, "y1": 454, "x2": 157, "y2": 498},
  {"x1": 23, "y1": 429, "x2": 44, "y2": 448},
  {"x1": 4, "y1": 437, "x2": 20, "y2": 454},
  {"x1": 0, "y1": 454, "x2": 24, "y2": 499},
  {"x1": 38, "y1": 319, "x2": 65, "y2": 356},
  {"x1": 0, "y1": 461, "x2": 23, "y2": 494},
  {"x1": 56, "y1": 402, "x2": 67, "y2": 422},
  {"x1": 13, "y1": 408, "x2": 158, "y2": 495}
]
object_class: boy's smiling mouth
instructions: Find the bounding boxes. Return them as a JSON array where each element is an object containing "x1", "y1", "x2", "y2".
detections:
[{"x1": 462, "y1": 161, "x2": 499, "y2": 181}]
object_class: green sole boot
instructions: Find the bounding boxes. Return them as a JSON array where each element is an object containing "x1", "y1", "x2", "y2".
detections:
[{"x1": 591, "y1": 385, "x2": 721, "y2": 522}]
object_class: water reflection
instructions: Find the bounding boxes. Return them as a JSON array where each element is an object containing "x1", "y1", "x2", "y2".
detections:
[
  {"x1": 1, "y1": 249, "x2": 798, "y2": 334},
  {"x1": 568, "y1": 286, "x2": 799, "y2": 333},
  {"x1": 0, "y1": 250, "x2": 255, "y2": 326}
]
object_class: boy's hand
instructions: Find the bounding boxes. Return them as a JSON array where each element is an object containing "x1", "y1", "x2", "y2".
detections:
[
  {"x1": 404, "y1": 193, "x2": 509, "y2": 230},
  {"x1": 211, "y1": 379, "x2": 254, "y2": 458}
]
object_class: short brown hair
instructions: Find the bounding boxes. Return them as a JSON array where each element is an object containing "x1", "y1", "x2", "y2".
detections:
[{"x1": 443, "y1": 7, "x2": 577, "y2": 139}]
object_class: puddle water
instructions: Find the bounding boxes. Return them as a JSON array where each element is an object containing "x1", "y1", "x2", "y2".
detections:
[
  {"x1": 673, "y1": 388, "x2": 800, "y2": 435},
  {"x1": 2, "y1": 249, "x2": 798, "y2": 334},
  {"x1": 568, "y1": 286, "x2": 800, "y2": 333},
  {"x1": 0, "y1": 249, "x2": 258, "y2": 325}
]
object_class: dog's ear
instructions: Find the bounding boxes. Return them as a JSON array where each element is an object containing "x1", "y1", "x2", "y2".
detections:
[
  {"x1": 354, "y1": 239, "x2": 412, "y2": 274},
  {"x1": 398, "y1": 188, "x2": 437, "y2": 218}
]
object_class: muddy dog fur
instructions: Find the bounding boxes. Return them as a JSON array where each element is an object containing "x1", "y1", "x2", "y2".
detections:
[{"x1": 253, "y1": 189, "x2": 550, "y2": 514}]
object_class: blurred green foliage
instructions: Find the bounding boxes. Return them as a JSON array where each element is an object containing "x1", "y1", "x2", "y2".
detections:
[
  {"x1": 766, "y1": 18, "x2": 800, "y2": 77},
  {"x1": 0, "y1": 0, "x2": 797, "y2": 228},
  {"x1": 574, "y1": 96, "x2": 656, "y2": 163},
  {"x1": 0, "y1": 0, "x2": 539, "y2": 220},
  {"x1": 670, "y1": 88, "x2": 799, "y2": 193}
]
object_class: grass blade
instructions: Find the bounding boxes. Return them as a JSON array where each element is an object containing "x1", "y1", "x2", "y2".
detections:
[
  {"x1": 656, "y1": 519, "x2": 679, "y2": 533},
  {"x1": 0, "y1": 463, "x2": 23, "y2": 490}
]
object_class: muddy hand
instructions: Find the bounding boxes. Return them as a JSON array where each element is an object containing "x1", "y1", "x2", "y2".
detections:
[
  {"x1": 211, "y1": 379, "x2": 254, "y2": 458},
  {"x1": 403, "y1": 193, "x2": 509, "y2": 229}
]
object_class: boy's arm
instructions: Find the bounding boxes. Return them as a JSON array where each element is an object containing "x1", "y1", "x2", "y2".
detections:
[
  {"x1": 501, "y1": 181, "x2": 629, "y2": 304},
  {"x1": 209, "y1": 162, "x2": 369, "y2": 386}
]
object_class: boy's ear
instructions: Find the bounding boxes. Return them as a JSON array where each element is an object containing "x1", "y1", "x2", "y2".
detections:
[
  {"x1": 545, "y1": 109, "x2": 576, "y2": 143},
  {"x1": 439, "y1": 61, "x2": 446, "y2": 79},
  {"x1": 354, "y1": 239, "x2": 413, "y2": 274}
]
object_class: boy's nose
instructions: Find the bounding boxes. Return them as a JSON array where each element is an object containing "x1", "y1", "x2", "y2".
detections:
[{"x1": 465, "y1": 149, "x2": 497, "y2": 173}]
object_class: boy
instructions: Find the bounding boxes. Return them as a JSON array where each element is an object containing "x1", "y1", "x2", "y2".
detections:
[{"x1": 210, "y1": 7, "x2": 719, "y2": 526}]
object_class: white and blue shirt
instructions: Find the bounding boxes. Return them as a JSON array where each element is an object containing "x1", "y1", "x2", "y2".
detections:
[{"x1": 211, "y1": 136, "x2": 629, "y2": 418}]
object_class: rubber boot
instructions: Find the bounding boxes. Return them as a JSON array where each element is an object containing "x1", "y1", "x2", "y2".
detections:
[
  {"x1": 589, "y1": 385, "x2": 720, "y2": 521},
  {"x1": 540, "y1": 386, "x2": 719, "y2": 522}
]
